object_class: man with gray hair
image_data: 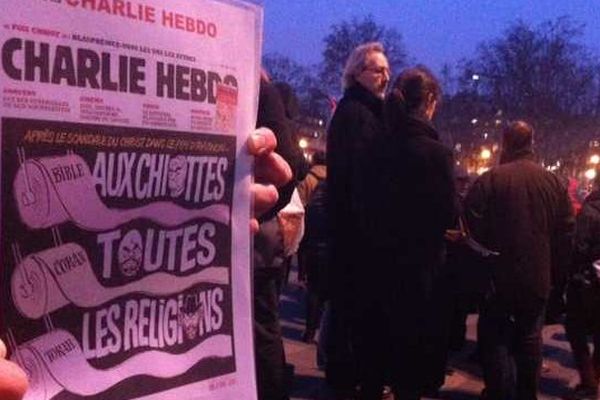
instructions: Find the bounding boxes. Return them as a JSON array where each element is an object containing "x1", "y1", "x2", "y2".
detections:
[
  {"x1": 340, "y1": 42, "x2": 390, "y2": 99},
  {"x1": 325, "y1": 42, "x2": 390, "y2": 399}
]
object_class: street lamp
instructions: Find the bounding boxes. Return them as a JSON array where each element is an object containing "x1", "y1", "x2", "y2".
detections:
[
  {"x1": 591, "y1": 154, "x2": 600, "y2": 165},
  {"x1": 477, "y1": 166, "x2": 489, "y2": 175},
  {"x1": 585, "y1": 168, "x2": 597, "y2": 180},
  {"x1": 480, "y1": 148, "x2": 492, "y2": 160}
]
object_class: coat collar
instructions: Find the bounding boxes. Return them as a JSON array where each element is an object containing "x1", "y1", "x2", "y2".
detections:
[
  {"x1": 344, "y1": 84, "x2": 384, "y2": 116},
  {"x1": 402, "y1": 115, "x2": 440, "y2": 141},
  {"x1": 499, "y1": 148, "x2": 535, "y2": 164}
]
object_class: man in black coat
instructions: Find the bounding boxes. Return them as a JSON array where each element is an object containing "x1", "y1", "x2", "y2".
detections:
[
  {"x1": 465, "y1": 121, "x2": 574, "y2": 400},
  {"x1": 325, "y1": 42, "x2": 390, "y2": 399}
]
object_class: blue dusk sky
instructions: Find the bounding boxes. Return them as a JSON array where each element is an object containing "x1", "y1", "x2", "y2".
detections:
[{"x1": 262, "y1": 0, "x2": 600, "y2": 73}]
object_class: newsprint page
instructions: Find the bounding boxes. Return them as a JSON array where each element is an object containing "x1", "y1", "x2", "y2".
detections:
[{"x1": 0, "y1": 0, "x2": 262, "y2": 399}]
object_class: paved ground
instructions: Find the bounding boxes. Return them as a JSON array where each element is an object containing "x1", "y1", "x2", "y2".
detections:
[{"x1": 280, "y1": 270, "x2": 581, "y2": 400}]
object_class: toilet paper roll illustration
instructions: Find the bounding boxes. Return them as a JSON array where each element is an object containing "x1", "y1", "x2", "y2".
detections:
[
  {"x1": 12, "y1": 242, "x2": 229, "y2": 319},
  {"x1": 14, "y1": 329, "x2": 233, "y2": 399},
  {"x1": 16, "y1": 346, "x2": 61, "y2": 400},
  {"x1": 14, "y1": 154, "x2": 230, "y2": 231}
]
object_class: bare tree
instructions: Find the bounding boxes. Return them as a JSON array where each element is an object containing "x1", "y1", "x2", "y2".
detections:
[
  {"x1": 465, "y1": 17, "x2": 597, "y2": 120},
  {"x1": 263, "y1": 53, "x2": 332, "y2": 119},
  {"x1": 455, "y1": 17, "x2": 600, "y2": 161},
  {"x1": 319, "y1": 15, "x2": 407, "y2": 96}
]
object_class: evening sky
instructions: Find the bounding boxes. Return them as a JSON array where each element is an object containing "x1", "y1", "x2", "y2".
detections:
[{"x1": 263, "y1": 0, "x2": 600, "y2": 74}]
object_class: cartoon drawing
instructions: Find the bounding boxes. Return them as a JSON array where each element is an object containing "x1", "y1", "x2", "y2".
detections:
[
  {"x1": 11, "y1": 243, "x2": 229, "y2": 319},
  {"x1": 167, "y1": 155, "x2": 188, "y2": 198},
  {"x1": 179, "y1": 293, "x2": 203, "y2": 341},
  {"x1": 13, "y1": 329, "x2": 233, "y2": 400},
  {"x1": 13, "y1": 154, "x2": 230, "y2": 231},
  {"x1": 118, "y1": 230, "x2": 143, "y2": 277}
]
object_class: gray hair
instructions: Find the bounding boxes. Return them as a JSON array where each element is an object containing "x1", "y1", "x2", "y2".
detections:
[{"x1": 341, "y1": 42, "x2": 385, "y2": 91}]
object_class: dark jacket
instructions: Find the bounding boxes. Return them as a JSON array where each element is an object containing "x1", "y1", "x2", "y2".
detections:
[
  {"x1": 465, "y1": 152, "x2": 574, "y2": 299},
  {"x1": 326, "y1": 84, "x2": 384, "y2": 302},
  {"x1": 573, "y1": 190, "x2": 600, "y2": 275},
  {"x1": 254, "y1": 80, "x2": 307, "y2": 271},
  {"x1": 256, "y1": 80, "x2": 307, "y2": 222},
  {"x1": 299, "y1": 165, "x2": 328, "y2": 248},
  {"x1": 370, "y1": 113, "x2": 455, "y2": 298}
]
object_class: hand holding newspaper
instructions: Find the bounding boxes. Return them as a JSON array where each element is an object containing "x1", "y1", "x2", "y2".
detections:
[{"x1": 1, "y1": 1, "x2": 264, "y2": 399}]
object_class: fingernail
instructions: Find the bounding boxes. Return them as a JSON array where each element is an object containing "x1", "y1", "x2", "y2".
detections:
[{"x1": 251, "y1": 132, "x2": 266, "y2": 151}]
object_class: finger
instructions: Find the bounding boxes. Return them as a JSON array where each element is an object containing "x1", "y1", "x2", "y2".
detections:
[
  {"x1": 0, "y1": 339, "x2": 6, "y2": 359},
  {"x1": 254, "y1": 152, "x2": 292, "y2": 187},
  {"x1": 252, "y1": 183, "x2": 279, "y2": 217},
  {"x1": 250, "y1": 219, "x2": 259, "y2": 234},
  {"x1": 248, "y1": 128, "x2": 277, "y2": 156},
  {"x1": 0, "y1": 358, "x2": 28, "y2": 400}
]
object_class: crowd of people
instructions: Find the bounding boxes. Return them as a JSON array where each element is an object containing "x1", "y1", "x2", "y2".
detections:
[
  {"x1": 2, "y1": 40, "x2": 600, "y2": 400},
  {"x1": 253, "y1": 41, "x2": 600, "y2": 400}
]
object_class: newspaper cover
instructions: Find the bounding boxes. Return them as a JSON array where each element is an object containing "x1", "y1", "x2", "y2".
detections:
[{"x1": 0, "y1": 0, "x2": 262, "y2": 399}]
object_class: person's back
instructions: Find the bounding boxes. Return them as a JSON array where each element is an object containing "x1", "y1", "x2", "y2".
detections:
[
  {"x1": 465, "y1": 120, "x2": 574, "y2": 400},
  {"x1": 373, "y1": 116, "x2": 454, "y2": 257},
  {"x1": 573, "y1": 189, "x2": 600, "y2": 269},
  {"x1": 469, "y1": 156, "x2": 570, "y2": 298},
  {"x1": 297, "y1": 161, "x2": 328, "y2": 343},
  {"x1": 564, "y1": 186, "x2": 600, "y2": 399},
  {"x1": 303, "y1": 164, "x2": 328, "y2": 248}
]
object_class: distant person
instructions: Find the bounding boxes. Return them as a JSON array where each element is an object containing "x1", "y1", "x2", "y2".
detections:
[
  {"x1": 465, "y1": 121, "x2": 574, "y2": 400},
  {"x1": 296, "y1": 151, "x2": 328, "y2": 344},
  {"x1": 367, "y1": 66, "x2": 455, "y2": 399},
  {"x1": 444, "y1": 166, "x2": 475, "y2": 351},
  {"x1": 565, "y1": 172, "x2": 600, "y2": 400},
  {"x1": 326, "y1": 41, "x2": 390, "y2": 399}
]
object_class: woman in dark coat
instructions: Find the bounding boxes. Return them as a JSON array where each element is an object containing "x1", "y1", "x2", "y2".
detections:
[{"x1": 360, "y1": 66, "x2": 455, "y2": 400}]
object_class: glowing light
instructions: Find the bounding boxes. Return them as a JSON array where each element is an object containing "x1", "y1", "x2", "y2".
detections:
[
  {"x1": 591, "y1": 154, "x2": 600, "y2": 165},
  {"x1": 298, "y1": 138, "x2": 308, "y2": 149},
  {"x1": 585, "y1": 168, "x2": 597, "y2": 180},
  {"x1": 480, "y1": 148, "x2": 492, "y2": 160},
  {"x1": 477, "y1": 167, "x2": 489, "y2": 175},
  {"x1": 471, "y1": 118, "x2": 478, "y2": 125},
  {"x1": 472, "y1": 74, "x2": 480, "y2": 81}
]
